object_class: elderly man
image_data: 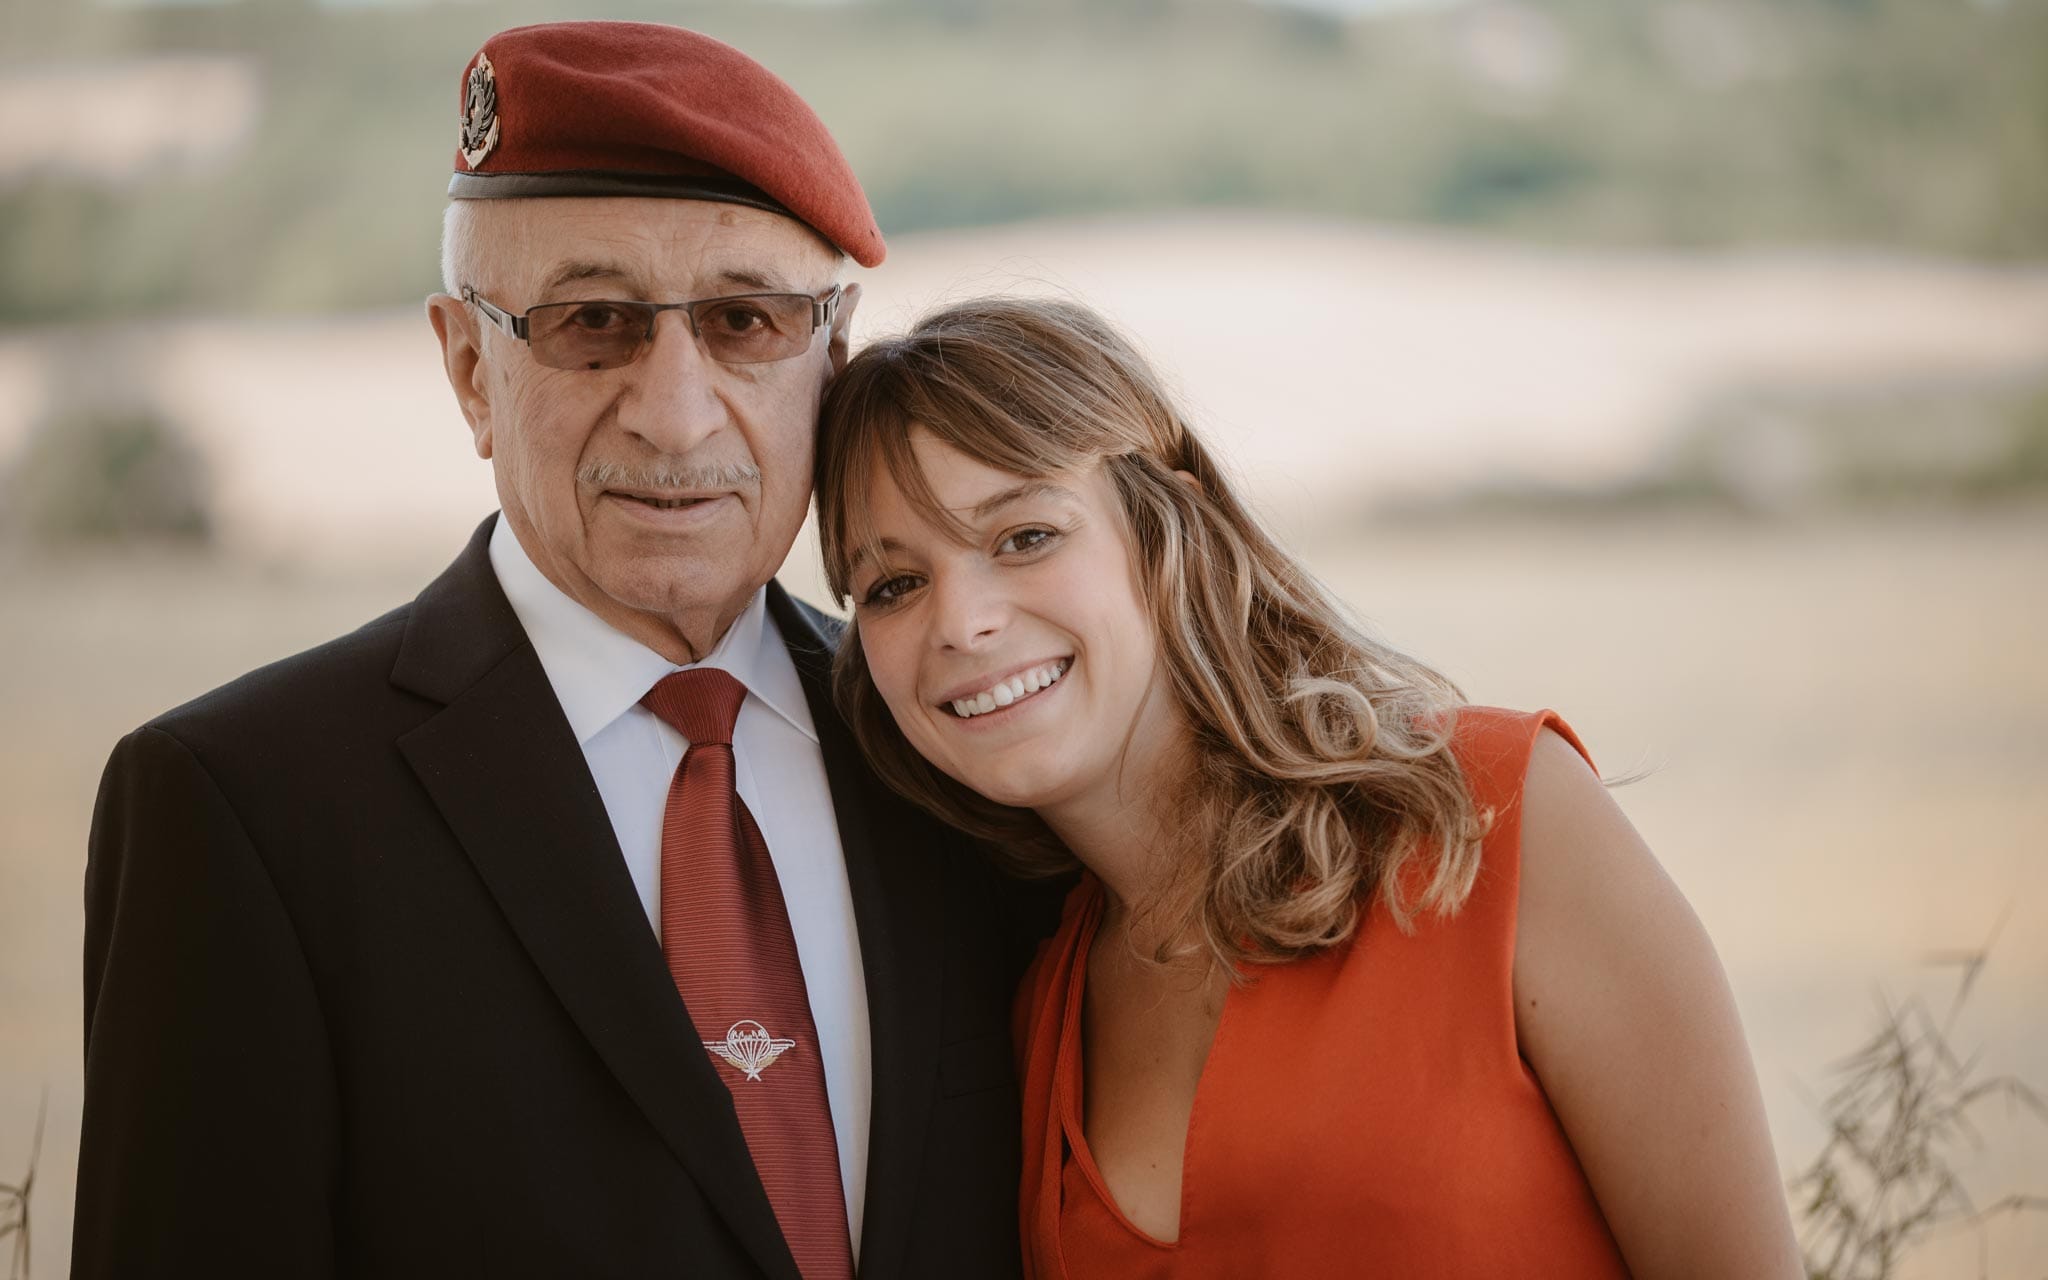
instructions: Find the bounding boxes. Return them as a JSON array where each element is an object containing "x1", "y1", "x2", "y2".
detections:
[{"x1": 75, "y1": 22, "x2": 1048, "y2": 1279}]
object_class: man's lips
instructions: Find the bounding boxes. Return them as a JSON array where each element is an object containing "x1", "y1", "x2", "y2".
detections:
[{"x1": 603, "y1": 488, "x2": 733, "y2": 511}]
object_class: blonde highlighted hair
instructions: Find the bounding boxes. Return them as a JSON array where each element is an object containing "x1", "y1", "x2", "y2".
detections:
[{"x1": 816, "y1": 297, "x2": 1486, "y2": 968}]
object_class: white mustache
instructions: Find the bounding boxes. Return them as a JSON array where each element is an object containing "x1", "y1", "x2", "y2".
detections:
[{"x1": 577, "y1": 459, "x2": 761, "y2": 491}]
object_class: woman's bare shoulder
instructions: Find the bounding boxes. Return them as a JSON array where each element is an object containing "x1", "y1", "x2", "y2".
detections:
[{"x1": 1511, "y1": 727, "x2": 1804, "y2": 1279}]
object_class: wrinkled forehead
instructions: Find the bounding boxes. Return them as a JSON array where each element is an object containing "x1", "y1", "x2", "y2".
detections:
[{"x1": 469, "y1": 196, "x2": 842, "y2": 301}]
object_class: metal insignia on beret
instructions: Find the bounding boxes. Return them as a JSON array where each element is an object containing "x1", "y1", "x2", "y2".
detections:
[{"x1": 459, "y1": 52, "x2": 501, "y2": 169}]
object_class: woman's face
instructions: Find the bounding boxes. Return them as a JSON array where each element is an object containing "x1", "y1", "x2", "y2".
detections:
[{"x1": 846, "y1": 430, "x2": 1179, "y2": 817}]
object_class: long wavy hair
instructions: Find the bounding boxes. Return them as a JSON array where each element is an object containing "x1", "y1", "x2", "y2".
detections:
[{"x1": 816, "y1": 297, "x2": 1487, "y2": 969}]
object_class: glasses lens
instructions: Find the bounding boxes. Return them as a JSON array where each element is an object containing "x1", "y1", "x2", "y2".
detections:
[
  {"x1": 693, "y1": 295, "x2": 816, "y2": 365},
  {"x1": 527, "y1": 301, "x2": 651, "y2": 371}
]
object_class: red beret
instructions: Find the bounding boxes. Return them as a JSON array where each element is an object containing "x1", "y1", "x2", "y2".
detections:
[{"x1": 448, "y1": 21, "x2": 884, "y2": 268}]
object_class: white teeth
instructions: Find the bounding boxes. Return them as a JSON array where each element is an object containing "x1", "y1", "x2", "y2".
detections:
[{"x1": 946, "y1": 659, "x2": 1071, "y2": 718}]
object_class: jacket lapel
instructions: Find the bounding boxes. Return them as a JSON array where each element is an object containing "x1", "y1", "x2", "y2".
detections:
[
  {"x1": 391, "y1": 517, "x2": 800, "y2": 1280},
  {"x1": 767, "y1": 585, "x2": 946, "y2": 1280}
]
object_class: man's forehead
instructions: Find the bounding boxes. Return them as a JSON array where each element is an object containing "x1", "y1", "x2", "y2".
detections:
[
  {"x1": 534, "y1": 256, "x2": 816, "y2": 297},
  {"x1": 487, "y1": 197, "x2": 838, "y2": 297}
]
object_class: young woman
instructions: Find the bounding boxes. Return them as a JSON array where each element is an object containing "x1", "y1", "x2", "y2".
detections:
[{"x1": 814, "y1": 297, "x2": 1803, "y2": 1278}]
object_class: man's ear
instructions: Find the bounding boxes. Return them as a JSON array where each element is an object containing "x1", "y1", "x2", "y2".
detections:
[
  {"x1": 426, "y1": 292, "x2": 495, "y2": 460},
  {"x1": 827, "y1": 281, "x2": 862, "y2": 376}
]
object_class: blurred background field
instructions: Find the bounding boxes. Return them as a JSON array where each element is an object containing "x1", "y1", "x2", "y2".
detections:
[{"x1": 3, "y1": 0, "x2": 2046, "y2": 1274}]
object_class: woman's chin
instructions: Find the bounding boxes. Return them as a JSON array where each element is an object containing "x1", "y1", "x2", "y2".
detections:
[{"x1": 941, "y1": 760, "x2": 1068, "y2": 813}]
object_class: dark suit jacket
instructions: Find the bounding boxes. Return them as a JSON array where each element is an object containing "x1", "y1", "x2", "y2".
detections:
[{"x1": 75, "y1": 516, "x2": 1059, "y2": 1278}]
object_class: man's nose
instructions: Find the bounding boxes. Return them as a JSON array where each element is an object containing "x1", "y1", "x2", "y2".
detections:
[
  {"x1": 929, "y1": 565, "x2": 1009, "y2": 652},
  {"x1": 614, "y1": 311, "x2": 727, "y2": 453}
]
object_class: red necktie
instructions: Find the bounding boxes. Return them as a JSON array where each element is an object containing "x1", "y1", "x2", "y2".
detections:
[{"x1": 642, "y1": 668, "x2": 854, "y2": 1280}]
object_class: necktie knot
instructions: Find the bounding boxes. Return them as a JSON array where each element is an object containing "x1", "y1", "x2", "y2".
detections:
[{"x1": 642, "y1": 667, "x2": 748, "y2": 747}]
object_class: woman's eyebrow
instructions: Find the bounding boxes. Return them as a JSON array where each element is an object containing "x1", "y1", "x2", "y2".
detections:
[
  {"x1": 968, "y1": 480, "x2": 1080, "y2": 520},
  {"x1": 843, "y1": 537, "x2": 906, "y2": 580}
]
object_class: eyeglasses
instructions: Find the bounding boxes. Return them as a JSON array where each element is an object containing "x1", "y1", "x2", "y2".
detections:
[{"x1": 462, "y1": 284, "x2": 842, "y2": 370}]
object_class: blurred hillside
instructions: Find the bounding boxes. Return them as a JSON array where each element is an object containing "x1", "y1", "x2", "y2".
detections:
[{"x1": 2, "y1": 0, "x2": 2045, "y2": 326}]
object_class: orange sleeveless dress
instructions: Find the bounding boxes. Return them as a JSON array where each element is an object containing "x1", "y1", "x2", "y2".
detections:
[{"x1": 1013, "y1": 708, "x2": 1633, "y2": 1279}]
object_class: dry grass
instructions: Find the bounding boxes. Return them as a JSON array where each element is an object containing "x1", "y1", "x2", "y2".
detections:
[
  {"x1": 0, "y1": 1094, "x2": 41, "y2": 1280},
  {"x1": 1793, "y1": 918, "x2": 2048, "y2": 1279}
]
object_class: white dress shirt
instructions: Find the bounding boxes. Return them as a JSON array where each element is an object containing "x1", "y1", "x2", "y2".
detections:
[{"x1": 489, "y1": 518, "x2": 871, "y2": 1252}]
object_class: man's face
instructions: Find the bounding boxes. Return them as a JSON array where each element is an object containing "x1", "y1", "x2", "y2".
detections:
[{"x1": 430, "y1": 197, "x2": 855, "y2": 657}]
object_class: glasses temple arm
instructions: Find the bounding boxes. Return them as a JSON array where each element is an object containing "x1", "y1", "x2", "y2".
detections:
[{"x1": 461, "y1": 287, "x2": 528, "y2": 340}]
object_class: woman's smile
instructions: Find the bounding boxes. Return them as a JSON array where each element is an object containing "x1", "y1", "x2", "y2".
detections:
[{"x1": 936, "y1": 656, "x2": 1073, "y2": 720}]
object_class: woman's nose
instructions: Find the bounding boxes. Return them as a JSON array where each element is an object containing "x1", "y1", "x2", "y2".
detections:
[{"x1": 928, "y1": 565, "x2": 1008, "y2": 651}]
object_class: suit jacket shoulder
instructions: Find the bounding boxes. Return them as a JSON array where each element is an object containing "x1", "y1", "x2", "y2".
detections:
[{"x1": 143, "y1": 601, "x2": 416, "y2": 757}]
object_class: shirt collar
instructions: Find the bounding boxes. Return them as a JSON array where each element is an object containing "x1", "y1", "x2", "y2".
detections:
[{"x1": 488, "y1": 516, "x2": 818, "y2": 746}]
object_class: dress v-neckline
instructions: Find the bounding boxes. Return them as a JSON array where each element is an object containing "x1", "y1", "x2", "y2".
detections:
[{"x1": 1053, "y1": 883, "x2": 1235, "y2": 1252}]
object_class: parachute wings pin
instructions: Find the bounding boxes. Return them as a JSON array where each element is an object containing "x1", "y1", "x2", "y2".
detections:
[{"x1": 705, "y1": 1020, "x2": 797, "y2": 1082}]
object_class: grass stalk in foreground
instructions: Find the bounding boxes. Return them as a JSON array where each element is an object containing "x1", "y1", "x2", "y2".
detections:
[
  {"x1": 0, "y1": 1092, "x2": 42, "y2": 1280},
  {"x1": 1792, "y1": 919, "x2": 2047, "y2": 1279}
]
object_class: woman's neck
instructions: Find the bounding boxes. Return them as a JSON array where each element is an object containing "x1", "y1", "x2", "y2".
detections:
[
  {"x1": 1036, "y1": 688, "x2": 1202, "y2": 944},
  {"x1": 1041, "y1": 784, "x2": 1175, "y2": 911}
]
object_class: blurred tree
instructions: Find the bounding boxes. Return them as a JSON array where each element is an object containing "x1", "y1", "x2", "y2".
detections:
[
  {"x1": 3, "y1": 399, "x2": 212, "y2": 546},
  {"x1": 0, "y1": 0, "x2": 2042, "y2": 324}
]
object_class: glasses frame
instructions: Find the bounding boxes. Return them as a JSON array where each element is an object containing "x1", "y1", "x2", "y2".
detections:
[{"x1": 461, "y1": 284, "x2": 843, "y2": 368}]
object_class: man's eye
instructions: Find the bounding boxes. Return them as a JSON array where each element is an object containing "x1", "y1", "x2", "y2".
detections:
[
  {"x1": 861, "y1": 574, "x2": 921, "y2": 606},
  {"x1": 702, "y1": 302, "x2": 774, "y2": 335},
  {"x1": 998, "y1": 527, "x2": 1057, "y2": 555},
  {"x1": 567, "y1": 304, "x2": 634, "y2": 332}
]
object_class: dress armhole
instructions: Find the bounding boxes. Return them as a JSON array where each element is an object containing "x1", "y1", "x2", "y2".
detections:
[{"x1": 1444, "y1": 707, "x2": 1595, "y2": 1061}]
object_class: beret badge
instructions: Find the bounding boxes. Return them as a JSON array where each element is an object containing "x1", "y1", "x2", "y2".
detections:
[{"x1": 458, "y1": 52, "x2": 501, "y2": 169}]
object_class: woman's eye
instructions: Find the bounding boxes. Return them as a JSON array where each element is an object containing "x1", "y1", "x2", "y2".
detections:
[
  {"x1": 998, "y1": 527, "x2": 1057, "y2": 555},
  {"x1": 861, "y1": 574, "x2": 921, "y2": 606}
]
